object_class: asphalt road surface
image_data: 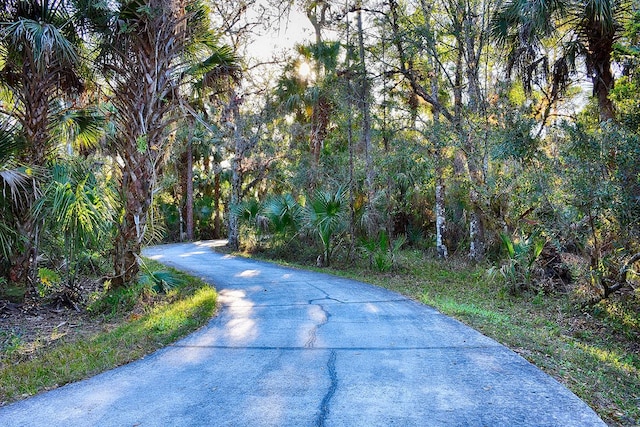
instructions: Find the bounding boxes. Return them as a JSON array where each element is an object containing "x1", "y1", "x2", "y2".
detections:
[{"x1": 0, "y1": 241, "x2": 606, "y2": 426}]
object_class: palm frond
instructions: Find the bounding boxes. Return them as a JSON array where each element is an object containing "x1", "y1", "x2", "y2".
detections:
[
  {"x1": 0, "y1": 218, "x2": 20, "y2": 261},
  {"x1": 0, "y1": 161, "x2": 29, "y2": 205},
  {"x1": 189, "y1": 43, "x2": 242, "y2": 94},
  {"x1": 3, "y1": 18, "x2": 78, "y2": 72},
  {"x1": 583, "y1": 0, "x2": 615, "y2": 31},
  {"x1": 52, "y1": 107, "x2": 107, "y2": 153},
  {"x1": 142, "y1": 203, "x2": 168, "y2": 246},
  {"x1": 34, "y1": 160, "x2": 115, "y2": 249},
  {"x1": 0, "y1": 121, "x2": 23, "y2": 163},
  {"x1": 263, "y1": 194, "x2": 303, "y2": 234},
  {"x1": 305, "y1": 187, "x2": 348, "y2": 243}
]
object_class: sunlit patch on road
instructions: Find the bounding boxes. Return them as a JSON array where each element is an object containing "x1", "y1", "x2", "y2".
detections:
[{"x1": 236, "y1": 269, "x2": 261, "y2": 278}]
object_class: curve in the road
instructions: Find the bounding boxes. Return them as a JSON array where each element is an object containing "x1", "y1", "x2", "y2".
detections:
[{"x1": 0, "y1": 241, "x2": 605, "y2": 426}]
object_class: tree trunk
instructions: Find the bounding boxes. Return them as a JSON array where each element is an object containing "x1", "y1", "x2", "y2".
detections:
[
  {"x1": 432, "y1": 83, "x2": 448, "y2": 259},
  {"x1": 228, "y1": 158, "x2": 241, "y2": 251},
  {"x1": 306, "y1": 1, "x2": 330, "y2": 191},
  {"x1": 310, "y1": 96, "x2": 331, "y2": 172},
  {"x1": 463, "y1": 0, "x2": 483, "y2": 114},
  {"x1": 22, "y1": 74, "x2": 51, "y2": 167},
  {"x1": 112, "y1": 148, "x2": 155, "y2": 287},
  {"x1": 10, "y1": 66, "x2": 51, "y2": 290},
  {"x1": 185, "y1": 139, "x2": 194, "y2": 241},
  {"x1": 464, "y1": 140, "x2": 486, "y2": 261},
  {"x1": 455, "y1": 1, "x2": 486, "y2": 261},
  {"x1": 593, "y1": 60, "x2": 615, "y2": 122},
  {"x1": 435, "y1": 170, "x2": 448, "y2": 258},
  {"x1": 586, "y1": 20, "x2": 616, "y2": 122},
  {"x1": 357, "y1": 7, "x2": 376, "y2": 233},
  {"x1": 110, "y1": 0, "x2": 186, "y2": 287},
  {"x1": 344, "y1": 9, "x2": 357, "y2": 260},
  {"x1": 213, "y1": 172, "x2": 222, "y2": 239},
  {"x1": 421, "y1": 0, "x2": 448, "y2": 259},
  {"x1": 227, "y1": 94, "x2": 243, "y2": 251}
]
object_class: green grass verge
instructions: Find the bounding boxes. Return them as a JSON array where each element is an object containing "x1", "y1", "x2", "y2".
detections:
[
  {"x1": 0, "y1": 260, "x2": 217, "y2": 404},
  {"x1": 251, "y1": 248, "x2": 640, "y2": 427}
]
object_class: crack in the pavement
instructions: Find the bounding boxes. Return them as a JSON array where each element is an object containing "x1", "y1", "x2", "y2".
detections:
[
  {"x1": 305, "y1": 300, "x2": 331, "y2": 348},
  {"x1": 219, "y1": 298, "x2": 408, "y2": 308},
  {"x1": 169, "y1": 345, "x2": 501, "y2": 350},
  {"x1": 309, "y1": 296, "x2": 343, "y2": 304},
  {"x1": 307, "y1": 282, "x2": 341, "y2": 302},
  {"x1": 315, "y1": 350, "x2": 338, "y2": 427}
]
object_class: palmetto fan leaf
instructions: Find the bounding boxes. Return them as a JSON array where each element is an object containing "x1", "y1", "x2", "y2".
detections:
[
  {"x1": 52, "y1": 107, "x2": 106, "y2": 153},
  {"x1": 0, "y1": 220, "x2": 20, "y2": 261},
  {"x1": 0, "y1": 166, "x2": 29, "y2": 201},
  {"x1": 0, "y1": 118, "x2": 30, "y2": 205},
  {"x1": 34, "y1": 162, "x2": 114, "y2": 249},
  {"x1": 304, "y1": 187, "x2": 348, "y2": 265},
  {"x1": 189, "y1": 44, "x2": 241, "y2": 93},
  {"x1": 0, "y1": 160, "x2": 29, "y2": 260},
  {"x1": 232, "y1": 198, "x2": 262, "y2": 224},
  {"x1": 2, "y1": 18, "x2": 78, "y2": 73},
  {"x1": 0, "y1": 120, "x2": 22, "y2": 163},
  {"x1": 263, "y1": 194, "x2": 303, "y2": 235}
]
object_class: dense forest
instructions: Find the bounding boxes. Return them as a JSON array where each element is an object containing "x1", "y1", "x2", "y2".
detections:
[{"x1": 0, "y1": 0, "x2": 638, "y2": 306}]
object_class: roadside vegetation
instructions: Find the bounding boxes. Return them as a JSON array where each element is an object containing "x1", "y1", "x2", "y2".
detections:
[{"x1": 0, "y1": 260, "x2": 217, "y2": 405}]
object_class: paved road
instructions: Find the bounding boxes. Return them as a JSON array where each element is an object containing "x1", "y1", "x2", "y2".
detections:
[{"x1": 0, "y1": 241, "x2": 605, "y2": 426}]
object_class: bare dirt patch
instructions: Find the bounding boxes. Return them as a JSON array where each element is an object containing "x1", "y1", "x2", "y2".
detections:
[
  {"x1": 0, "y1": 279, "x2": 110, "y2": 364},
  {"x1": 0, "y1": 301, "x2": 107, "y2": 363}
]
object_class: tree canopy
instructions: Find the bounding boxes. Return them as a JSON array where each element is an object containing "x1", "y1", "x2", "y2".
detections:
[{"x1": 0, "y1": 0, "x2": 637, "y2": 302}]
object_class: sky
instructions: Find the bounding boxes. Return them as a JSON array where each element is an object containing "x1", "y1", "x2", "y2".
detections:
[{"x1": 247, "y1": 4, "x2": 312, "y2": 61}]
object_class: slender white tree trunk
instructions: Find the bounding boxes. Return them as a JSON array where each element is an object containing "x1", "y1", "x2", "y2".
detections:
[
  {"x1": 435, "y1": 171, "x2": 448, "y2": 259},
  {"x1": 227, "y1": 94, "x2": 243, "y2": 251},
  {"x1": 228, "y1": 160, "x2": 241, "y2": 250},
  {"x1": 422, "y1": 0, "x2": 448, "y2": 259}
]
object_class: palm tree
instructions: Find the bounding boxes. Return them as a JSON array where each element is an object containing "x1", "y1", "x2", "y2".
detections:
[
  {"x1": 0, "y1": 0, "x2": 84, "y2": 165},
  {"x1": 0, "y1": 0, "x2": 87, "y2": 285},
  {"x1": 86, "y1": 0, "x2": 239, "y2": 286},
  {"x1": 91, "y1": 0, "x2": 193, "y2": 286},
  {"x1": 491, "y1": 0, "x2": 630, "y2": 121},
  {"x1": 274, "y1": 41, "x2": 341, "y2": 190}
]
